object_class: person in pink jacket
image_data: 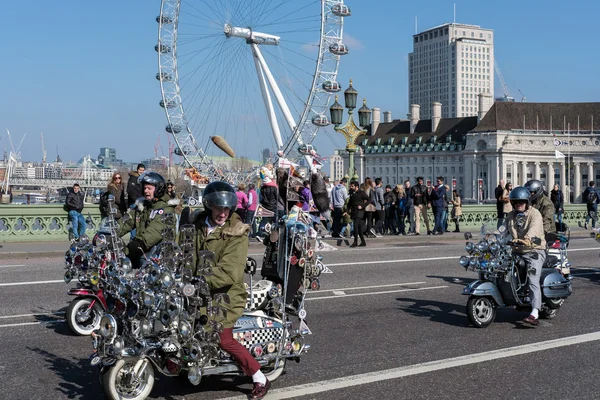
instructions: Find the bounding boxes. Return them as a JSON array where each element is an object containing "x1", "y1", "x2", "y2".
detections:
[
  {"x1": 246, "y1": 183, "x2": 258, "y2": 237},
  {"x1": 235, "y1": 183, "x2": 249, "y2": 221}
]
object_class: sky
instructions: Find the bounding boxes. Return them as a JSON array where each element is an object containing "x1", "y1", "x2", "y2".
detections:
[{"x1": 1, "y1": 0, "x2": 599, "y2": 166}]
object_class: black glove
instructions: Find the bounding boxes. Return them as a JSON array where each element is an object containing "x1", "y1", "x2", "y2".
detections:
[{"x1": 127, "y1": 239, "x2": 146, "y2": 269}]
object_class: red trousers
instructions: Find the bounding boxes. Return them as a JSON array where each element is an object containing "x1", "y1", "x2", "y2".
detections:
[{"x1": 219, "y1": 328, "x2": 261, "y2": 376}]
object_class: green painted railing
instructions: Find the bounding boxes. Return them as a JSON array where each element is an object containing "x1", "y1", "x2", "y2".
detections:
[
  {"x1": 0, "y1": 204, "x2": 590, "y2": 243},
  {"x1": 0, "y1": 204, "x2": 103, "y2": 242}
]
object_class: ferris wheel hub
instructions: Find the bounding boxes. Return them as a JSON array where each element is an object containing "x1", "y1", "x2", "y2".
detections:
[{"x1": 223, "y1": 24, "x2": 280, "y2": 46}]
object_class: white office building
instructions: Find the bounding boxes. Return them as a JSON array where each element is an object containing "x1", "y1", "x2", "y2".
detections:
[{"x1": 409, "y1": 23, "x2": 494, "y2": 119}]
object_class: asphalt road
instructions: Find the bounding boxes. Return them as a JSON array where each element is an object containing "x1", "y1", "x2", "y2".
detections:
[{"x1": 2, "y1": 235, "x2": 600, "y2": 400}]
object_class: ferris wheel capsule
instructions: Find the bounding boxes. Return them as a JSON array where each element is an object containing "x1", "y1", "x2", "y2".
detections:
[
  {"x1": 322, "y1": 80, "x2": 341, "y2": 93},
  {"x1": 155, "y1": 43, "x2": 172, "y2": 54},
  {"x1": 156, "y1": 15, "x2": 174, "y2": 24},
  {"x1": 329, "y1": 43, "x2": 349, "y2": 56},
  {"x1": 166, "y1": 124, "x2": 182, "y2": 134},
  {"x1": 332, "y1": 4, "x2": 352, "y2": 17},
  {"x1": 311, "y1": 115, "x2": 330, "y2": 127}
]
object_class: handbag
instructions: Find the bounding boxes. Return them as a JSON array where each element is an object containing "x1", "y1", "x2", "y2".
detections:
[{"x1": 365, "y1": 204, "x2": 376, "y2": 212}]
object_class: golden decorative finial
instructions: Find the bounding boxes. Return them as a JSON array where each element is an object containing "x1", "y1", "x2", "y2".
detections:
[
  {"x1": 335, "y1": 95, "x2": 339, "y2": 101},
  {"x1": 349, "y1": 78, "x2": 353, "y2": 85},
  {"x1": 363, "y1": 98, "x2": 367, "y2": 105}
]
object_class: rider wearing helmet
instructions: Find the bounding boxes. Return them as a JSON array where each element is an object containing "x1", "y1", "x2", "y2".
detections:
[
  {"x1": 524, "y1": 179, "x2": 555, "y2": 235},
  {"x1": 119, "y1": 172, "x2": 177, "y2": 268},
  {"x1": 506, "y1": 186, "x2": 547, "y2": 326},
  {"x1": 188, "y1": 181, "x2": 271, "y2": 399}
]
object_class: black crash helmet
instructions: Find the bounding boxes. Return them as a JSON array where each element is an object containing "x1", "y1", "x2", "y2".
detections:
[
  {"x1": 139, "y1": 172, "x2": 166, "y2": 198},
  {"x1": 202, "y1": 181, "x2": 238, "y2": 214},
  {"x1": 524, "y1": 179, "x2": 544, "y2": 202}
]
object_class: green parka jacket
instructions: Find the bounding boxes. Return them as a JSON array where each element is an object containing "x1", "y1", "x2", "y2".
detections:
[
  {"x1": 192, "y1": 211, "x2": 250, "y2": 328},
  {"x1": 119, "y1": 193, "x2": 176, "y2": 250},
  {"x1": 531, "y1": 194, "x2": 555, "y2": 234}
]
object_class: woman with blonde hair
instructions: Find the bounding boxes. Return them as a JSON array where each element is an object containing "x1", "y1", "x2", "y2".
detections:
[
  {"x1": 363, "y1": 177, "x2": 377, "y2": 238},
  {"x1": 106, "y1": 172, "x2": 126, "y2": 219},
  {"x1": 394, "y1": 184, "x2": 406, "y2": 236}
]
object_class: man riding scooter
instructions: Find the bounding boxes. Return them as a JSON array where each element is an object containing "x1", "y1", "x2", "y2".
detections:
[
  {"x1": 119, "y1": 172, "x2": 176, "y2": 269},
  {"x1": 505, "y1": 186, "x2": 546, "y2": 326}
]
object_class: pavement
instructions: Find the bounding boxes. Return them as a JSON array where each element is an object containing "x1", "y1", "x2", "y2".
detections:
[
  {"x1": 2, "y1": 235, "x2": 600, "y2": 399},
  {"x1": 0, "y1": 225, "x2": 594, "y2": 260}
]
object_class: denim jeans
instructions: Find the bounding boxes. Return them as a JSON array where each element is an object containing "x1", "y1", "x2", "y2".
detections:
[
  {"x1": 585, "y1": 203, "x2": 598, "y2": 228},
  {"x1": 68, "y1": 210, "x2": 87, "y2": 238}
]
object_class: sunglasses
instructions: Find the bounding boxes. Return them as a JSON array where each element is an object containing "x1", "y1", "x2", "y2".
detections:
[{"x1": 115, "y1": 177, "x2": 122, "y2": 180}]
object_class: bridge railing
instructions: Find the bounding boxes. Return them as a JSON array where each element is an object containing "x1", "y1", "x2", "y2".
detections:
[{"x1": 0, "y1": 204, "x2": 590, "y2": 242}]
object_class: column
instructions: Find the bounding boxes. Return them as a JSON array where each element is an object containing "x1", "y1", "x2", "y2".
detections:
[
  {"x1": 487, "y1": 160, "x2": 492, "y2": 201},
  {"x1": 521, "y1": 161, "x2": 528, "y2": 186},
  {"x1": 574, "y1": 163, "x2": 581, "y2": 203},
  {"x1": 471, "y1": 159, "x2": 477, "y2": 200},
  {"x1": 464, "y1": 157, "x2": 472, "y2": 201},
  {"x1": 547, "y1": 162, "x2": 555, "y2": 190},
  {"x1": 588, "y1": 163, "x2": 594, "y2": 186},
  {"x1": 560, "y1": 162, "x2": 567, "y2": 203},
  {"x1": 534, "y1": 162, "x2": 541, "y2": 180}
]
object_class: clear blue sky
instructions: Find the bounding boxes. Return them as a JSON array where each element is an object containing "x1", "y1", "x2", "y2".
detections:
[{"x1": 1, "y1": 0, "x2": 598, "y2": 164}]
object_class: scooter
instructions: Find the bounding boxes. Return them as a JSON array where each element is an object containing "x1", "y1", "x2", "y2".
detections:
[{"x1": 460, "y1": 231, "x2": 572, "y2": 328}]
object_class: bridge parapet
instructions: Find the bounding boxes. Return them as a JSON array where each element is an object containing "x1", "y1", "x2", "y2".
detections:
[
  {"x1": 0, "y1": 204, "x2": 588, "y2": 243},
  {"x1": 0, "y1": 204, "x2": 102, "y2": 242}
]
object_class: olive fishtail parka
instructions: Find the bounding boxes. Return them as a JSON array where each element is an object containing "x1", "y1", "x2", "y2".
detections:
[
  {"x1": 191, "y1": 211, "x2": 250, "y2": 329},
  {"x1": 119, "y1": 193, "x2": 177, "y2": 250}
]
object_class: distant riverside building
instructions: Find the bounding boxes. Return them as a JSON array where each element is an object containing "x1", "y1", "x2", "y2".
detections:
[
  {"x1": 343, "y1": 102, "x2": 600, "y2": 204},
  {"x1": 262, "y1": 148, "x2": 273, "y2": 165},
  {"x1": 409, "y1": 23, "x2": 494, "y2": 119},
  {"x1": 328, "y1": 150, "x2": 344, "y2": 181},
  {"x1": 98, "y1": 147, "x2": 124, "y2": 167}
]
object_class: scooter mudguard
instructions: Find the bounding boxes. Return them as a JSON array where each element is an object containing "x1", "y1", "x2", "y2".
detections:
[
  {"x1": 462, "y1": 281, "x2": 504, "y2": 306},
  {"x1": 541, "y1": 269, "x2": 572, "y2": 299}
]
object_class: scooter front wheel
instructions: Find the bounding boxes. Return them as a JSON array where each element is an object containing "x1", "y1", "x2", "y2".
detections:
[
  {"x1": 262, "y1": 358, "x2": 286, "y2": 382},
  {"x1": 102, "y1": 358, "x2": 155, "y2": 400},
  {"x1": 467, "y1": 296, "x2": 496, "y2": 328}
]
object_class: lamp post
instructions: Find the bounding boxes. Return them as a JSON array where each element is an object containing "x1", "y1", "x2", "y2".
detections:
[
  {"x1": 329, "y1": 79, "x2": 370, "y2": 185},
  {"x1": 431, "y1": 155, "x2": 436, "y2": 184}
]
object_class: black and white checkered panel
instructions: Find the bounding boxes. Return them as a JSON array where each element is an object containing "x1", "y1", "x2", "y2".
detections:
[
  {"x1": 236, "y1": 327, "x2": 283, "y2": 350},
  {"x1": 245, "y1": 280, "x2": 274, "y2": 311}
]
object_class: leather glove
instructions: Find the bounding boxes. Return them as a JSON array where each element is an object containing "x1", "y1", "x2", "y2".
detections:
[{"x1": 513, "y1": 238, "x2": 532, "y2": 247}]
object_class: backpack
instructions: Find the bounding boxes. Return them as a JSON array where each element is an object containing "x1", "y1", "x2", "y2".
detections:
[
  {"x1": 99, "y1": 192, "x2": 111, "y2": 217},
  {"x1": 587, "y1": 189, "x2": 598, "y2": 204}
]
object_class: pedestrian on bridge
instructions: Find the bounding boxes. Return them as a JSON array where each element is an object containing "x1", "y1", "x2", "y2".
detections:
[
  {"x1": 106, "y1": 172, "x2": 126, "y2": 219},
  {"x1": 65, "y1": 183, "x2": 86, "y2": 240},
  {"x1": 126, "y1": 163, "x2": 145, "y2": 207}
]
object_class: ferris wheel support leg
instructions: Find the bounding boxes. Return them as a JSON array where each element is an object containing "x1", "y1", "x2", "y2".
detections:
[
  {"x1": 251, "y1": 44, "x2": 298, "y2": 136},
  {"x1": 252, "y1": 46, "x2": 283, "y2": 150}
]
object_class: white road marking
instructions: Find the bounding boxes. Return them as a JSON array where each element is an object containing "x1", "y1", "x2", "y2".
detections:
[
  {"x1": 248, "y1": 245, "x2": 435, "y2": 256},
  {"x1": 332, "y1": 291, "x2": 346, "y2": 296},
  {"x1": 219, "y1": 330, "x2": 600, "y2": 400},
  {"x1": 317, "y1": 282, "x2": 426, "y2": 293},
  {"x1": 0, "y1": 264, "x2": 25, "y2": 269},
  {"x1": 327, "y1": 256, "x2": 457, "y2": 267},
  {"x1": 0, "y1": 312, "x2": 63, "y2": 319},
  {"x1": 0, "y1": 280, "x2": 63, "y2": 287},
  {"x1": 571, "y1": 272, "x2": 600, "y2": 277},
  {"x1": 307, "y1": 286, "x2": 448, "y2": 301},
  {"x1": 0, "y1": 321, "x2": 48, "y2": 328}
]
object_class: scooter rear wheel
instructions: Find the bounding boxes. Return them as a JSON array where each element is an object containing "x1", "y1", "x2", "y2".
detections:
[
  {"x1": 467, "y1": 296, "x2": 496, "y2": 328},
  {"x1": 540, "y1": 307, "x2": 559, "y2": 319},
  {"x1": 66, "y1": 297, "x2": 104, "y2": 336}
]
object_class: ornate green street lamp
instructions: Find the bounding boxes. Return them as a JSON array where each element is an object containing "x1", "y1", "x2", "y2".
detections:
[{"x1": 330, "y1": 79, "x2": 370, "y2": 183}]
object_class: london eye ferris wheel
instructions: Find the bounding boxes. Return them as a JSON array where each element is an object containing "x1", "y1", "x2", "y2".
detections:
[{"x1": 156, "y1": 0, "x2": 352, "y2": 181}]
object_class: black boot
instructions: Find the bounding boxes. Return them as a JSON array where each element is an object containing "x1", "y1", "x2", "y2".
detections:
[{"x1": 350, "y1": 241, "x2": 358, "y2": 248}]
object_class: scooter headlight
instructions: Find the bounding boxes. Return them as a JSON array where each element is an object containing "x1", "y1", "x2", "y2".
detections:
[
  {"x1": 99, "y1": 314, "x2": 117, "y2": 343},
  {"x1": 459, "y1": 256, "x2": 470, "y2": 268},
  {"x1": 142, "y1": 289, "x2": 155, "y2": 307},
  {"x1": 476, "y1": 241, "x2": 489, "y2": 252},
  {"x1": 465, "y1": 242, "x2": 475, "y2": 253}
]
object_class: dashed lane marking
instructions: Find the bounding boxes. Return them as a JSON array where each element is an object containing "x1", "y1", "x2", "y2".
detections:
[{"x1": 0, "y1": 280, "x2": 63, "y2": 287}]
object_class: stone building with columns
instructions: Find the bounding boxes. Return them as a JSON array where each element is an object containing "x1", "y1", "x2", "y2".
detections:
[
  {"x1": 346, "y1": 101, "x2": 600, "y2": 203},
  {"x1": 469, "y1": 101, "x2": 600, "y2": 203}
]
